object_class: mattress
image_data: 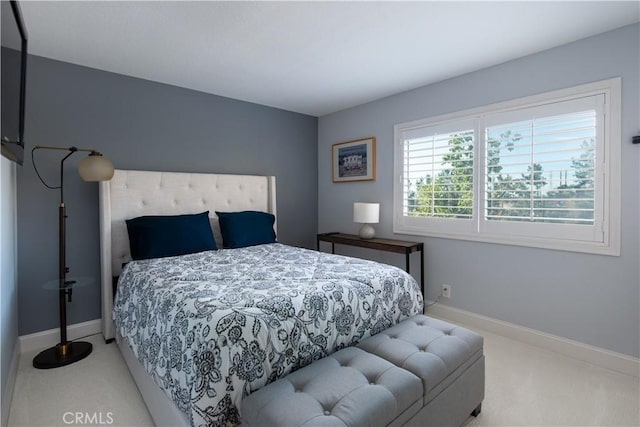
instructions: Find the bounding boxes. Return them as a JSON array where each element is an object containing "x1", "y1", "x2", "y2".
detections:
[{"x1": 113, "y1": 243, "x2": 423, "y2": 426}]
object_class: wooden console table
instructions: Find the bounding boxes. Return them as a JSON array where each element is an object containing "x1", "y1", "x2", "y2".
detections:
[{"x1": 317, "y1": 232, "x2": 424, "y2": 297}]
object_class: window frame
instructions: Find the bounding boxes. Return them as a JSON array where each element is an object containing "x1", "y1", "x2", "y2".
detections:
[{"x1": 393, "y1": 78, "x2": 621, "y2": 256}]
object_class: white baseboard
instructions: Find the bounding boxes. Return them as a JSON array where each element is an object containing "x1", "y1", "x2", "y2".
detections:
[
  {"x1": 2, "y1": 338, "x2": 20, "y2": 426},
  {"x1": 427, "y1": 302, "x2": 640, "y2": 378},
  {"x1": 19, "y1": 319, "x2": 102, "y2": 354}
]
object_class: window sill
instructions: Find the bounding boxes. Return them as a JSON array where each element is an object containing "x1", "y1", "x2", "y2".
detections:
[{"x1": 393, "y1": 225, "x2": 619, "y2": 256}]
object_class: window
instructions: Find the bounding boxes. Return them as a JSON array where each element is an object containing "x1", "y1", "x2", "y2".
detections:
[{"x1": 394, "y1": 78, "x2": 621, "y2": 255}]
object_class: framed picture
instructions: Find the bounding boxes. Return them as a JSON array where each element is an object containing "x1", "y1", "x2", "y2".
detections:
[{"x1": 332, "y1": 136, "x2": 376, "y2": 183}]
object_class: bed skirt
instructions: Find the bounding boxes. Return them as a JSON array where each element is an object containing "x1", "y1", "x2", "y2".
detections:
[{"x1": 117, "y1": 333, "x2": 189, "y2": 426}]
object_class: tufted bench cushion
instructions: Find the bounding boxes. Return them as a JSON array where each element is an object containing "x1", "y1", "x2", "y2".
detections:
[
  {"x1": 241, "y1": 315, "x2": 484, "y2": 427},
  {"x1": 241, "y1": 347, "x2": 423, "y2": 427},
  {"x1": 357, "y1": 314, "x2": 483, "y2": 404}
]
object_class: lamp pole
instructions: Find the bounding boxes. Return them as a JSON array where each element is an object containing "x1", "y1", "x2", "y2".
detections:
[{"x1": 57, "y1": 148, "x2": 75, "y2": 355}]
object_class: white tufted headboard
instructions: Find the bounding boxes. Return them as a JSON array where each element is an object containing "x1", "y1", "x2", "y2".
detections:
[{"x1": 99, "y1": 169, "x2": 277, "y2": 341}]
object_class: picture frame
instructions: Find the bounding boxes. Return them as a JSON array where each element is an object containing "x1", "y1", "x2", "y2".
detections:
[{"x1": 332, "y1": 136, "x2": 376, "y2": 183}]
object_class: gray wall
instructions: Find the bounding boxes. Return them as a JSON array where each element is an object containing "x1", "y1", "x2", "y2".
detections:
[
  {"x1": 318, "y1": 24, "x2": 640, "y2": 358},
  {"x1": 18, "y1": 54, "x2": 318, "y2": 335},
  {"x1": 1, "y1": 156, "x2": 19, "y2": 425},
  {"x1": 1, "y1": 46, "x2": 20, "y2": 425}
]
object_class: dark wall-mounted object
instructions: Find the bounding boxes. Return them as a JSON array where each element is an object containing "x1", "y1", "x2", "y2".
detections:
[
  {"x1": 632, "y1": 135, "x2": 640, "y2": 144},
  {"x1": 1, "y1": 0, "x2": 28, "y2": 165}
]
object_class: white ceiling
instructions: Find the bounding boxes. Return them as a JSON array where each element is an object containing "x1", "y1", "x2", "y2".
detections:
[{"x1": 8, "y1": 1, "x2": 640, "y2": 117}]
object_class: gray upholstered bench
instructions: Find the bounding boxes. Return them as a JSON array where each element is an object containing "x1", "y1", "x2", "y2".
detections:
[
  {"x1": 358, "y1": 315, "x2": 484, "y2": 426},
  {"x1": 241, "y1": 315, "x2": 484, "y2": 427}
]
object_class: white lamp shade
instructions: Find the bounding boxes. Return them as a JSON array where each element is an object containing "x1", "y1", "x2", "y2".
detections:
[
  {"x1": 353, "y1": 202, "x2": 379, "y2": 224},
  {"x1": 78, "y1": 154, "x2": 115, "y2": 182}
]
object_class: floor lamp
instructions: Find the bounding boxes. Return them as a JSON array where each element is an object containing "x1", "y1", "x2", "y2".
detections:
[{"x1": 31, "y1": 145, "x2": 114, "y2": 369}]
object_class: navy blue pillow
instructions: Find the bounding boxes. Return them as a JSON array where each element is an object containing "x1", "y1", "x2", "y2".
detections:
[
  {"x1": 126, "y1": 211, "x2": 217, "y2": 260},
  {"x1": 216, "y1": 211, "x2": 276, "y2": 249}
]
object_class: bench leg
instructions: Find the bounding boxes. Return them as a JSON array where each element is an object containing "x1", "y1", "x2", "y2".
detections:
[{"x1": 471, "y1": 403, "x2": 482, "y2": 417}]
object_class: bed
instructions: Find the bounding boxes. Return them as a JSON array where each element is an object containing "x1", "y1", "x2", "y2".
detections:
[{"x1": 99, "y1": 169, "x2": 424, "y2": 426}]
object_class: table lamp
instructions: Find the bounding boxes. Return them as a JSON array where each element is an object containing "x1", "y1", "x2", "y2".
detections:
[{"x1": 354, "y1": 202, "x2": 379, "y2": 239}]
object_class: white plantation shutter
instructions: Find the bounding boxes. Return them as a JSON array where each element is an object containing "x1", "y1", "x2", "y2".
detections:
[
  {"x1": 484, "y1": 110, "x2": 597, "y2": 225},
  {"x1": 396, "y1": 118, "x2": 478, "y2": 236},
  {"x1": 394, "y1": 79, "x2": 620, "y2": 255},
  {"x1": 402, "y1": 126, "x2": 475, "y2": 218},
  {"x1": 479, "y1": 95, "x2": 604, "y2": 243}
]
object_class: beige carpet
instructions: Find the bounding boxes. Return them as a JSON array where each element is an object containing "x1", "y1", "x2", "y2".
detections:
[
  {"x1": 461, "y1": 324, "x2": 639, "y2": 426},
  {"x1": 8, "y1": 323, "x2": 639, "y2": 427}
]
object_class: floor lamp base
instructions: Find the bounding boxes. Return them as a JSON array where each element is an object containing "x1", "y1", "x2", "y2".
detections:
[{"x1": 33, "y1": 341, "x2": 92, "y2": 369}]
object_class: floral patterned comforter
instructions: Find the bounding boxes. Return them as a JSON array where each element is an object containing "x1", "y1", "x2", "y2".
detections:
[{"x1": 113, "y1": 243, "x2": 423, "y2": 426}]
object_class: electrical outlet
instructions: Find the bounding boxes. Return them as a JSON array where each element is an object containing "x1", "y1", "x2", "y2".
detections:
[{"x1": 441, "y1": 284, "x2": 451, "y2": 299}]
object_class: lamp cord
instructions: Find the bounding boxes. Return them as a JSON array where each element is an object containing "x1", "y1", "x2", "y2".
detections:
[
  {"x1": 31, "y1": 146, "x2": 77, "y2": 204},
  {"x1": 425, "y1": 294, "x2": 442, "y2": 308},
  {"x1": 31, "y1": 146, "x2": 60, "y2": 190}
]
